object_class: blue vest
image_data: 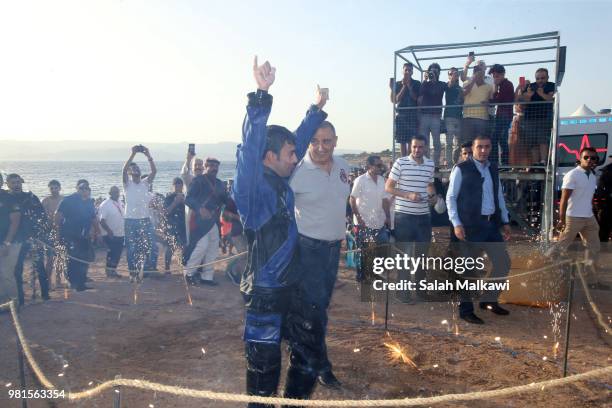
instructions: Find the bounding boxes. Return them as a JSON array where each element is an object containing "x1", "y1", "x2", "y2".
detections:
[{"x1": 456, "y1": 160, "x2": 502, "y2": 227}]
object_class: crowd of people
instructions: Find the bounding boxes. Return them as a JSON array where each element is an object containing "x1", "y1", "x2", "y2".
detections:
[
  {"x1": 392, "y1": 55, "x2": 556, "y2": 168},
  {"x1": 0, "y1": 56, "x2": 611, "y2": 407}
]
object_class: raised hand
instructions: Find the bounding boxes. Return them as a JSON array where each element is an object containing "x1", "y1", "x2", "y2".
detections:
[
  {"x1": 253, "y1": 56, "x2": 276, "y2": 91},
  {"x1": 315, "y1": 84, "x2": 329, "y2": 109}
]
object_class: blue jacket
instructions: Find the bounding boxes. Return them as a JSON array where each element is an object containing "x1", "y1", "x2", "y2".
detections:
[{"x1": 233, "y1": 90, "x2": 327, "y2": 294}]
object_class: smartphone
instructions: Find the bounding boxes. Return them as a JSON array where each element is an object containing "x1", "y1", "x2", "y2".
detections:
[
  {"x1": 188, "y1": 143, "x2": 195, "y2": 155},
  {"x1": 519, "y1": 76, "x2": 526, "y2": 89},
  {"x1": 135, "y1": 145, "x2": 145, "y2": 153},
  {"x1": 389, "y1": 77, "x2": 395, "y2": 88},
  {"x1": 468, "y1": 51, "x2": 475, "y2": 58}
]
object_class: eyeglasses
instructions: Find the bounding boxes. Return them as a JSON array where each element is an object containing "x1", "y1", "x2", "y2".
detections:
[{"x1": 582, "y1": 156, "x2": 598, "y2": 161}]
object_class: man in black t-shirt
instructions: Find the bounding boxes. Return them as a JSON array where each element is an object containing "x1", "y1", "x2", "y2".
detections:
[
  {"x1": 518, "y1": 68, "x2": 556, "y2": 165},
  {"x1": 0, "y1": 174, "x2": 22, "y2": 304},
  {"x1": 6, "y1": 174, "x2": 50, "y2": 303},
  {"x1": 418, "y1": 63, "x2": 447, "y2": 166},
  {"x1": 391, "y1": 62, "x2": 421, "y2": 157},
  {"x1": 163, "y1": 177, "x2": 187, "y2": 271}
]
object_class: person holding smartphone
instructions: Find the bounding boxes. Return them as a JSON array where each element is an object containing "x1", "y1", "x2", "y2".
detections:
[
  {"x1": 391, "y1": 62, "x2": 421, "y2": 157},
  {"x1": 517, "y1": 68, "x2": 556, "y2": 166},
  {"x1": 122, "y1": 145, "x2": 157, "y2": 281}
]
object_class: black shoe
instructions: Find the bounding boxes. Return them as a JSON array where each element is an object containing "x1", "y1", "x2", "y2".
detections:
[
  {"x1": 75, "y1": 285, "x2": 94, "y2": 292},
  {"x1": 460, "y1": 312, "x2": 484, "y2": 324},
  {"x1": 317, "y1": 370, "x2": 342, "y2": 389},
  {"x1": 185, "y1": 275, "x2": 198, "y2": 286},
  {"x1": 480, "y1": 303, "x2": 510, "y2": 315}
]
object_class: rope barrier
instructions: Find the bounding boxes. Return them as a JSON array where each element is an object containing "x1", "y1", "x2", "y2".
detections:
[
  {"x1": 576, "y1": 266, "x2": 611, "y2": 337},
  {"x1": 5, "y1": 300, "x2": 611, "y2": 405}
]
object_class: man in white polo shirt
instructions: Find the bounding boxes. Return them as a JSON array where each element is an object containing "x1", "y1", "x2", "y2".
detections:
[
  {"x1": 547, "y1": 147, "x2": 608, "y2": 289},
  {"x1": 385, "y1": 135, "x2": 436, "y2": 301},
  {"x1": 98, "y1": 186, "x2": 125, "y2": 278},
  {"x1": 290, "y1": 120, "x2": 350, "y2": 389},
  {"x1": 349, "y1": 155, "x2": 391, "y2": 282}
]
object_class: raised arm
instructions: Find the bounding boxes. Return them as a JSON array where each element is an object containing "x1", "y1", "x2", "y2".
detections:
[
  {"x1": 122, "y1": 147, "x2": 137, "y2": 185},
  {"x1": 142, "y1": 147, "x2": 157, "y2": 184},
  {"x1": 294, "y1": 85, "x2": 329, "y2": 160},
  {"x1": 233, "y1": 57, "x2": 276, "y2": 226}
]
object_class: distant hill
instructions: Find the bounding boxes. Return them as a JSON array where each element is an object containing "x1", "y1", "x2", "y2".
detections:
[
  {"x1": 0, "y1": 140, "x2": 362, "y2": 161},
  {"x1": 342, "y1": 149, "x2": 394, "y2": 167}
]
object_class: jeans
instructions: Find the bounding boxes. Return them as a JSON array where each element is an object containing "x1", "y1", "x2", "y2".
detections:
[
  {"x1": 103, "y1": 236, "x2": 124, "y2": 274},
  {"x1": 462, "y1": 118, "x2": 489, "y2": 142},
  {"x1": 0, "y1": 243, "x2": 22, "y2": 303},
  {"x1": 457, "y1": 220, "x2": 511, "y2": 316},
  {"x1": 65, "y1": 238, "x2": 92, "y2": 290},
  {"x1": 445, "y1": 117, "x2": 463, "y2": 164},
  {"x1": 14, "y1": 241, "x2": 49, "y2": 304},
  {"x1": 419, "y1": 113, "x2": 442, "y2": 165},
  {"x1": 296, "y1": 234, "x2": 341, "y2": 374},
  {"x1": 124, "y1": 218, "x2": 154, "y2": 273},
  {"x1": 491, "y1": 117, "x2": 511, "y2": 165},
  {"x1": 394, "y1": 213, "x2": 432, "y2": 297}
]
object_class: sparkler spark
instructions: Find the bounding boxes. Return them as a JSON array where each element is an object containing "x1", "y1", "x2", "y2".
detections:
[
  {"x1": 371, "y1": 302, "x2": 376, "y2": 325},
  {"x1": 454, "y1": 323, "x2": 459, "y2": 336},
  {"x1": 353, "y1": 348, "x2": 360, "y2": 353},
  {"x1": 383, "y1": 342, "x2": 418, "y2": 369},
  {"x1": 58, "y1": 373, "x2": 64, "y2": 377},
  {"x1": 5, "y1": 383, "x2": 12, "y2": 387},
  {"x1": 494, "y1": 336, "x2": 501, "y2": 342},
  {"x1": 552, "y1": 342, "x2": 559, "y2": 358},
  {"x1": 201, "y1": 348, "x2": 206, "y2": 355},
  {"x1": 441, "y1": 319, "x2": 448, "y2": 325}
]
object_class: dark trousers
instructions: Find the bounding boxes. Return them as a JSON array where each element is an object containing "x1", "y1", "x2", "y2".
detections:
[
  {"x1": 14, "y1": 241, "x2": 49, "y2": 305},
  {"x1": 394, "y1": 213, "x2": 432, "y2": 293},
  {"x1": 103, "y1": 236, "x2": 124, "y2": 272},
  {"x1": 597, "y1": 205, "x2": 612, "y2": 242},
  {"x1": 66, "y1": 239, "x2": 91, "y2": 290},
  {"x1": 457, "y1": 219, "x2": 511, "y2": 317},
  {"x1": 164, "y1": 226, "x2": 186, "y2": 270},
  {"x1": 244, "y1": 283, "x2": 327, "y2": 406},
  {"x1": 296, "y1": 235, "x2": 341, "y2": 374},
  {"x1": 491, "y1": 117, "x2": 511, "y2": 165}
]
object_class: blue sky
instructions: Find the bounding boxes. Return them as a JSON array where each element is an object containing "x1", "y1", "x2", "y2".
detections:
[{"x1": 0, "y1": 0, "x2": 610, "y2": 152}]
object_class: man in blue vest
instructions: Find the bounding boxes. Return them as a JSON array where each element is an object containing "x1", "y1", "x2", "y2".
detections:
[
  {"x1": 233, "y1": 57, "x2": 329, "y2": 406},
  {"x1": 446, "y1": 134, "x2": 512, "y2": 324}
]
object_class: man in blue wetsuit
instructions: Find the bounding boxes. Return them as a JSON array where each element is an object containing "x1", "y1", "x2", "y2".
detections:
[{"x1": 233, "y1": 57, "x2": 329, "y2": 406}]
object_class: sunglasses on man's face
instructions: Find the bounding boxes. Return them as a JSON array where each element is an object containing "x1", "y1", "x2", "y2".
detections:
[{"x1": 582, "y1": 156, "x2": 598, "y2": 161}]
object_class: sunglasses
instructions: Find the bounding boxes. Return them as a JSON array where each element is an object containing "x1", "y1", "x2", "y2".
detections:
[{"x1": 582, "y1": 156, "x2": 598, "y2": 161}]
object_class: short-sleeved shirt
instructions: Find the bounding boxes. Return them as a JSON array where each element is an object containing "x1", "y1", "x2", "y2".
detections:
[
  {"x1": 389, "y1": 155, "x2": 434, "y2": 216},
  {"x1": 0, "y1": 190, "x2": 20, "y2": 243},
  {"x1": 562, "y1": 166, "x2": 597, "y2": 218},
  {"x1": 419, "y1": 81, "x2": 447, "y2": 115},
  {"x1": 124, "y1": 179, "x2": 151, "y2": 219},
  {"x1": 524, "y1": 81, "x2": 556, "y2": 121},
  {"x1": 98, "y1": 198, "x2": 125, "y2": 237},
  {"x1": 492, "y1": 78, "x2": 515, "y2": 120},
  {"x1": 290, "y1": 154, "x2": 351, "y2": 241},
  {"x1": 463, "y1": 81, "x2": 494, "y2": 120},
  {"x1": 395, "y1": 80, "x2": 421, "y2": 110},
  {"x1": 444, "y1": 83, "x2": 463, "y2": 119},
  {"x1": 57, "y1": 193, "x2": 96, "y2": 240},
  {"x1": 350, "y1": 173, "x2": 389, "y2": 230}
]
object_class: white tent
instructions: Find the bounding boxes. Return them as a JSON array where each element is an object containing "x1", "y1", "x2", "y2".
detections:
[{"x1": 570, "y1": 104, "x2": 597, "y2": 117}]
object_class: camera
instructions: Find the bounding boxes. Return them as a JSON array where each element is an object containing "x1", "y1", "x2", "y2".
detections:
[{"x1": 134, "y1": 144, "x2": 145, "y2": 153}]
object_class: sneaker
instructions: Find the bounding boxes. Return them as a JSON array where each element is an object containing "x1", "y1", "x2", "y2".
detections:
[{"x1": 479, "y1": 302, "x2": 510, "y2": 315}]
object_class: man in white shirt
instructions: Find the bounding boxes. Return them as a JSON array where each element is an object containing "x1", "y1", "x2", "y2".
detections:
[
  {"x1": 122, "y1": 145, "x2": 157, "y2": 281},
  {"x1": 98, "y1": 186, "x2": 125, "y2": 278},
  {"x1": 290, "y1": 120, "x2": 350, "y2": 389},
  {"x1": 349, "y1": 156, "x2": 391, "y2": 281},
  {"x1": 546, "y1": 147, "x2": 607, "y2": 289}
]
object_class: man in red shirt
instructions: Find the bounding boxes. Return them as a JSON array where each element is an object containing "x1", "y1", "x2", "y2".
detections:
[{"x1": 489, "y1": 64, "x2": 515, "y2": 165}]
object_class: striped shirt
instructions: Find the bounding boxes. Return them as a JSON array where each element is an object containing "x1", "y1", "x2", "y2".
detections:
[{"x1": 389, "y1": 155, "x2": 434, "y2": 215}]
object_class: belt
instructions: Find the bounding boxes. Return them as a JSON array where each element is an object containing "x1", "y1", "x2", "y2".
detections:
[
  {"x1": 299, "y1": 234, "x2": 342, "y2": 247},
  {"x1": 480, "y1": 214, "x2": 495, "y2": 221}
]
